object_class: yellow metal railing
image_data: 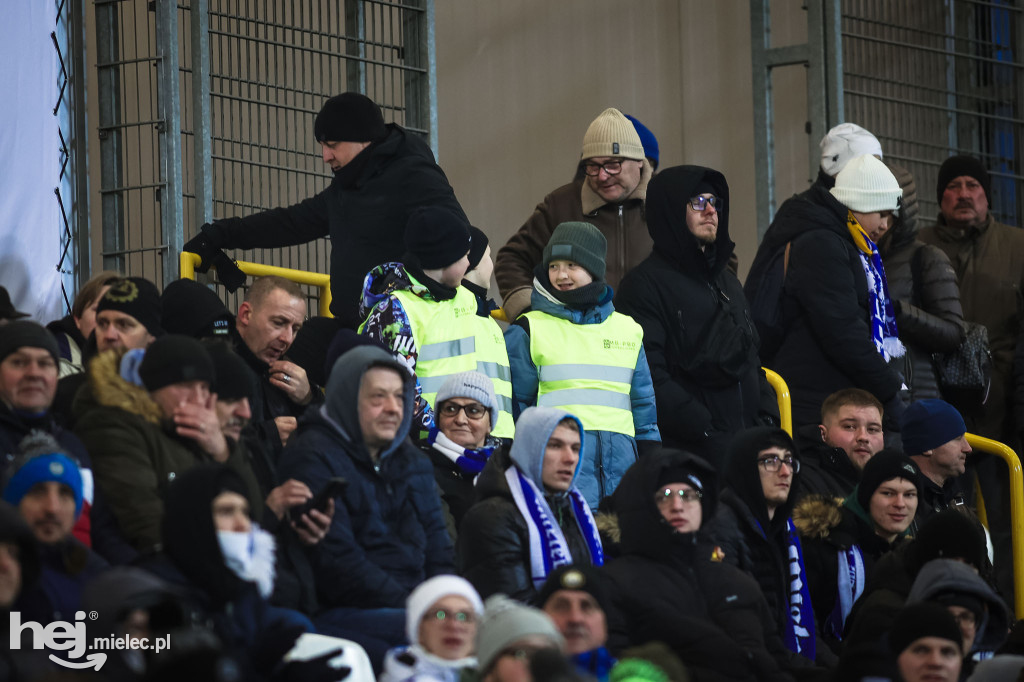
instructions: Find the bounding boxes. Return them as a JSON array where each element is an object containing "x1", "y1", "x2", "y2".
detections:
[
  {"x1": 180, "y1": 252, "x2": 333, "y2": 318},
  {"x1": 762, "y1": 367, "x2": 793, "y2": 436}
]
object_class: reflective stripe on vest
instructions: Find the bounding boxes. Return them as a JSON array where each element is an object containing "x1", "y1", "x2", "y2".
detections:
[
  {"x1": 525, "y1": 310, "x2": 643, "y2": 435},
  {"x1": 395, "y1": 286, "x2": 515, "y2": 437}
]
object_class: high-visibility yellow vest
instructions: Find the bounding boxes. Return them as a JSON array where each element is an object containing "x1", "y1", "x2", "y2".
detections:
[
  {"x1": 395, "y1": 285, "x2": 515, "y2": 438},
  {"x1": 524, "y1": 310, "x2": 643, "y2": 436}
]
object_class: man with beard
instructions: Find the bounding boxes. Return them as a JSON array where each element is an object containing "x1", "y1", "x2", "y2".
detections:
[{"x1": 184, "y1": 92, "x2": 467, "y2": 329}]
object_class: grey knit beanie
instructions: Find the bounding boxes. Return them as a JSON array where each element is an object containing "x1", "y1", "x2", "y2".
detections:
[
  {"x1": 542, "y1": 222, "x2": 608, "y2": 281},
  {"x1": 475, "y1": 594, "x2": 563, "y2": 674},
  {"x1": 435, "y1": 370, "x2": 499, "y2": 431}
]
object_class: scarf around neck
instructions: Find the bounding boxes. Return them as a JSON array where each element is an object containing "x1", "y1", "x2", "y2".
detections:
[
  {"x1": 846, "y1": 212, "x2": 906, "y2": 363},
  {"x1": 427, "y1": 427, "x2": 495, "y2": 475}
]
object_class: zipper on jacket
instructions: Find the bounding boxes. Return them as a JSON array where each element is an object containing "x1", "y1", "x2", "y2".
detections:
[{"x1": 617, "y1": 205, "x2": 625, "y2": 280}]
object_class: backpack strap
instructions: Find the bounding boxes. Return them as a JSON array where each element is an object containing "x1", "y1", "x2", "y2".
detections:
[{"x1": 783, "y1": 241, "x2": 793, "y2": 277}]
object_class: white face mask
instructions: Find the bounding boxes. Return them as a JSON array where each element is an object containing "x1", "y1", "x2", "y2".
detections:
[{"x1": 217, "y1": 525, "x2": 277, "y2": 599}]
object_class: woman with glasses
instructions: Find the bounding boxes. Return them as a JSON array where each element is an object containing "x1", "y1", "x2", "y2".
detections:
[{"x1": 380, "y1": 575, "x2": 484, "y2": 682}]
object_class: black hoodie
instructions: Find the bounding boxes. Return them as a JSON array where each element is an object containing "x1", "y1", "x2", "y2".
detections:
[{"x1": 615, "y1": 166, "x2": 775, "y2": 465}]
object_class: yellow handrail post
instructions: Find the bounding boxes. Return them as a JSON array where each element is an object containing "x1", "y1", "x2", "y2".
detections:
[
  {"x1": 762, "y1": 368, "x2": 793, "y2": 437},
  {"x1": 178, "y1": 252, "x2": 333, "y2": 318},
  {"x1": 965, "y1": 433, "x2": 1024, "y2": 618}
]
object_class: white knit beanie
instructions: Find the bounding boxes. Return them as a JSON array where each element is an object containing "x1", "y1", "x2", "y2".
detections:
[
  {"x1": 406, "y1": 575, "x2": 484, "y2": 645},
  {"x1": 820, "y1": 122, "x2": 883, "y2": 176},
  {"x1": 829, "y1": 154, "x2": 903, "y2": 214},
  {"x1": 435, "y1": 371, "x2": 500, "y2": 431},
  {"x1": 581, "y1": 108, "x2": 645, "y2": 161}
]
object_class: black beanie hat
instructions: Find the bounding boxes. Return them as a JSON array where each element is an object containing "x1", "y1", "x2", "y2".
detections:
[
  {"x1": 313, "y1": 92, "x2": 387, "y2": 143},
  {"x1": 96, "y1": 277, "x2": 165, "y2": 339},
  {"x1": 0, "y1": 320, "x2": 60, "y2": 365},
  {"x1": 537, "y1": 564, "x2": 609, "y2": 614},
  {"x1": 0, "y1": 287, "x2": 28, "y2": 321},
  {"x1": 161, "y1": 278, "x2": 234, "y2": 339},
  {"x1": 936, "y1": 154, "x2": 991, "y2": 204},
  {"x1": 139, "y1": 334, "x2": 216, "y2": 392},
  {"x1": 856, "y1": 449, "x2": 921, "y2": 511},
  {"x1": 203, "y1": 342, "x2": 255, "y2": 401},
  {"x1": 910, "y1": 508, "x2": 986, "y2": 571},
  {"x1": 467, "y1": 226, "x2": 490, "y2": 272},
  {"x1": 542, "y1": 222, "x2": 608, "y2": 281},
  {"x1": 889, "y1": 602, "x2": 963, "y2": 656},
  {"x1": 403, "y1": 206, "x2": 472, "y2": 270},
  {"x1": 933, "y1": 591, "x2": 985, "y2": 625}
]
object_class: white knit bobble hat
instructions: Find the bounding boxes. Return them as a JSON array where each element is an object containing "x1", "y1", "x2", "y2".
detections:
[
  {"x1": 405, "y1": 575, "x2": 484, "y2": 645},
  {"x1": 829, "y1": 154, "x2": 902, "y2": 215}
]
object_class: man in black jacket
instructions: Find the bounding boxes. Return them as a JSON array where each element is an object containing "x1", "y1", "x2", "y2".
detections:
[
  {"x1": 616, "y1": 165, "x2": 777, "y2": 467},
  {"x1": 184, "y1": 92, "x2": 468, "y2": 328},
  {"x1": 900, "y1": 399, "x2": 971, "y2": 529}
]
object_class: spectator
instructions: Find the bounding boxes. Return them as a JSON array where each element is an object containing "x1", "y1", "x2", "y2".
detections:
[
  {"x1": 0, "y1": 287, "x2": 29, "y2": 325},
  {"x1": 74, "y1": 335, "x2": 260, "y2": 553},
  {"x1": 890, "y1": 602, "x2": 963, "y2": 682},
  {"x1": 185, "y1": 92, "x2": 468, "y2": 329},
  {"x1": 539, "y1": 564, "x2": 617, "y2": 681},
  {"x1": 795, "y1": 388, "x2": 886, "y2": 502},
  {"x1": 276, "y1": 345, "x2": 453, "y2": 664},
  {"x1": 795, "y1": 451, "x2": 921, "y2": 652},
  {"x1": 45, "y1": 270, "x2": 120, "y2": 377},
  {"x1": 160, "y1": 277, "x2": 235, "y2": 340},
  {"x1": 0, "y1": 321, "x2": 95, "y2": 547},
  {"x1": 457, "y1": 408, "x2": 603, "y2": 603},
  {"x1": 475, "y1": 594, "x2": 564, "y2": 682},
  {"x1": 380, "y1": 575, "x2": 484, "y2": 682},
  {"x1": 496, "y1": 107, "x2": 653, "y2": 321},
  {"x1": 0, "y1": 500, "x2": 50, "y2": 681},
  {"x1": 233, "y1": 276, "x2": 317, "y2": 451},
  {"x1": 714, "y1": 427, "x2": 834, "y2": 666},
  {"x1": 505, "y1": 221, "x2": 660, "y2": 506},
  {"x1": 2, "y1": 433, "x2": 107, "y2": 623},
  {"x1": 360, "y1": 207, "x2": 513, "y2": 437},
  {"x1": 900, "y1": 399, "x2": 971, "y2": 528},
  {"x1": 603, "y1": 449, "x2": 797, "y2": 681},
  {"x1": 422, "y1": 371, "x2": 502, "y2": 529},
  {"x1": 616, "y1": 165, "x2": 777, "y2": 466}
]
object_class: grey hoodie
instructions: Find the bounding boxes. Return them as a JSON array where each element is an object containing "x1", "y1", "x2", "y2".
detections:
[{"x1": 509, "y1": 406, "x2": 584, "y2": 490}]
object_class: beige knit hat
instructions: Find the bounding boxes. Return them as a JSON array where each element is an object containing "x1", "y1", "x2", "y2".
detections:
[
  {"x1": 829, "y1": 154, "x2": 902, "y2": 214},
  {"x1": 581, "y1": 108, "x2": 645, "y2": 161}
]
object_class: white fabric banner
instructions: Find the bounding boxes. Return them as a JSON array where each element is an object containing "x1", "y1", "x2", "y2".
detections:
[{"x1": 0, "y1": 0, "x2": 63, "y2": 324}]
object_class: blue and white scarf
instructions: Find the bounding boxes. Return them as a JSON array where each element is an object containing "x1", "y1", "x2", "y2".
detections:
[
  {"x1": 847, "y1": 214, "x2": 905, "y2": 362},
  {"x1": 504, "y1": 467, "x2": 603, "y2": 589},
  {"x1": 782, "y1": 519, "x2": 816, "y2": 659},
  {"x1": 427, "y1": 428, "x2": 495, "y2": 475},
  {"x1": 825, "y1": 544, "x2": 865, "y2": 641}
]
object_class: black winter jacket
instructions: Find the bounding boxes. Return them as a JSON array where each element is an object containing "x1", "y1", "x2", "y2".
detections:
[
  {"x1": 753, "y1": 185, "x2": 903, "y2": 429},
  {"x1": 456, "y1": 446, "x2": 593, "y2": 604},
  {"x1": 616, "y1": 166, "x2": 776, "y2": 466},
  {"x1": 604, "y1": 448, "x2": 797, "y2": 682},
  {"x1": 206, "y1": 124, "x2": 467, "y2": 328},
  {"x1": 791, "y1": 424, "x2": 861, "y2": 504}
]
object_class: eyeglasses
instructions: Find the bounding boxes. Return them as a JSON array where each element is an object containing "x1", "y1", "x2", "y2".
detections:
[
  {"x1": 424, "y1": 608, "x2": 476, "y2": 624},
  {"x1": 438, "y1": 402, "x2": 489, "y2": 421},
  {"x1": 654, "y1": 487, "x2": 703, "y2": 506},
  {"x1": 951, "y1": 611, "x2": 977, "y2": 627},
  {"x1": 582, "y1": 159, "x2": 626, "y2": 176},
  {"x1": 688, "y1": 195, "x2": 721, "y2": 211},
  {"x1": 757, "y1": 455, "x2": 800, "y2": 473}
]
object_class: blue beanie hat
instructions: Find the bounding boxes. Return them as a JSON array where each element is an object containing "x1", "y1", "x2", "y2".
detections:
[
  {"x1": 625, "y1": 114, "x2": 659, "y2": 169},
  {"x1": 3, "y1": 434, "x2": 84, "y2": 517},
  {"x1": 900, "y1": 399, "x2": 967, "y2": 455}
]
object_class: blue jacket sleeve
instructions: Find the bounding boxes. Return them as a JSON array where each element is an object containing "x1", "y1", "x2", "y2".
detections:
[
  {"x1": 630, "y1": 346, "x2": 661, "y2": 442},
  {"x1": 503, "y1": 323, "x2": 539, "y2": 419}
]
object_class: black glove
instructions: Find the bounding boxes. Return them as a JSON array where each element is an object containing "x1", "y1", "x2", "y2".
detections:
[
  {"x1": 275, "y1": 648, "x2": 350, "y2": 682},
  {"x1": 183, "y1": 223, "x2": 225, "y2": 273},
  {"x1": 212, "y1": 250, "x2": 247, "y2": 292}
]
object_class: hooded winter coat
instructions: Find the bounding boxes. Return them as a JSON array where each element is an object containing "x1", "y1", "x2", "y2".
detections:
[
  {"x1": 203, "y1": 124, "x2": 468, "y2": 328},
  {"x1": 603, "y1": 448, "x2": 797, "y2": 682},
  {"x1": 878, "y1": 164, "x2": 965, "y2": 402},
  {"x1": 71, "y1": 350, "x2": 261, "y2": 553},
  {"x1": 504, "y1": 281, "x2": 660, "y2": 507},
  {"x1": 495, "y1": 163, "x2": 654, "y2": 321},
  {"x1": 615, "y1": 166, "x2": 776, "y2": 466},
  {"x1": 456, "y1": 408, "x2": 599, "y2": 604},
  {"x1": 277, "y1": 346, "x2": 454, "y2": 609},
  {"x1": 748, "y1": 184, "x2": 904, "y2": 430}
]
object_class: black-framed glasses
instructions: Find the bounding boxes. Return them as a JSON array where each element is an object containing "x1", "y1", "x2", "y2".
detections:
[
  {"x1": 582, "y1": 159, "x2": 625, "y2": 176},
  {"x1": 654, "y1": 487, "x2": 702, "y2": 506},
  {"x1": 757, "y1": 455, "x2": 800, "y2": 473},
  {"x1": 424, "y1": 608, "x2": 476, "y2": 624},
  {"x1": 439, "y1": 402, "x2": 490, "y2": 421},
  {"x1": 688, "y1": 195, "x2": 721, "y2": 211}
]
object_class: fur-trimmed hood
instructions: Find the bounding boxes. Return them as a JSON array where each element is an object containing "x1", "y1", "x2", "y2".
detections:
[
  {"x1": 792, "y1": 494, "x2": 844, "y2": 540},
  {"x1": 82, "y1": 350, "x2": 163, "y2": 424}
]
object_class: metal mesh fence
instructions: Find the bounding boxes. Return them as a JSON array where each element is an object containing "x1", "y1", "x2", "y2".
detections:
[{"x1": 841, "y1": 0, "x2": 1024, "y2": 226}]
